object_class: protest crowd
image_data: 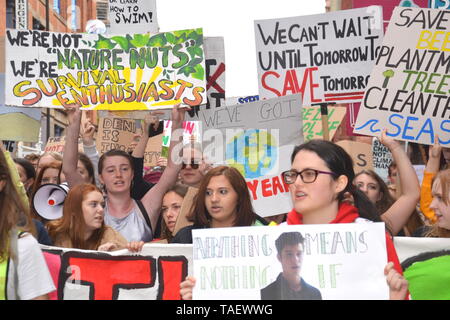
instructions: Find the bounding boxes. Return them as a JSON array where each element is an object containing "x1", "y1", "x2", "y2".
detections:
[{"x1": 1, "y1": 0, "x2": 450, "y2": 301}]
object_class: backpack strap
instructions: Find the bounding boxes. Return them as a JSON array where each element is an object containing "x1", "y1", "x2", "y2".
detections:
[
  {"x1": 135, "y1": 200, "x2": 162, "y2": 240},
  {"x1": 135, "y1": 199, "x2": 152, "y2": 232}
]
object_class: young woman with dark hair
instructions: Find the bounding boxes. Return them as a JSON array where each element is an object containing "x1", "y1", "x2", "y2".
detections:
[
  {"x1": 13, "y1": 158, "x2": 36, "y2": 196},
  {"x1": 172, "y1": 165, "x2": 267, "y2": 244},
  {"x1": 279, "y1": 136, "x2": 408, "y2": 299},
  {"x1": 160, "y1": 184, "x2": 189, "y2": 242}
]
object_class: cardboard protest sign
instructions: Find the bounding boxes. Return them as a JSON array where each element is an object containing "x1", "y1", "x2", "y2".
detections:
[
  {"x1": 204, "y1": 37, "x2": 226, "y2": 109},
  {"x1": 108, "y1": 0, "x2": 158, "y2": 34},
  {"x1": 44, "y1": 136, "x2": 84, "y2": 154},
  {"x1": 41, "y1": 244, "x2": 193, "y2": 300},
  {"x1": 192, "y1": 223, "x2": 389, "y2": 300},
  {"x1": 394, "y1": 236, "x2": 450, "y2": 300},
  {"x1": 372, "y1": 137, "x2": 393, "y2": 182},
  {"x1": 254, "y1": 7, "x2": 383, "y2": 106},
  {"x1": 5, "y1": 28, "x2": 206, "y2": 110},
  {"x1": 302, "y1": 106, "x2": 346, "y2": 141},
  {"x1": 173, "y1": 187, "x2": 198, "y2": 236},
  {"x1": 187, "y1": 37, "x2": 226, "y2": 120},
  {"x1": 336, "y1": 140, "x2": 374, "y2": 172},
  {"x1": 354, "y1": 7, "x2": 450, "y2": 146},
  {"x1": 186, "y1": 94, "x2": 304, "y2": 217},
  {"x1": 96, "y1": 116, "x2": 163, "y2": 166}
]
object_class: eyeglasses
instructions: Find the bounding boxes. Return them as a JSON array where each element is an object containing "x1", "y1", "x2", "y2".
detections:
[
  {"x1": 282, "y1": 169, "x2": 337, "y2": 184},
  {"x1": 181, "y1": 159, "x2": 200, "y2": 170}
]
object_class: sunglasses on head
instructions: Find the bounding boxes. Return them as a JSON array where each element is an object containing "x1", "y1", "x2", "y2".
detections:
[{"x1": 182, "y1": 159, "x2": 200, "y2": 169}]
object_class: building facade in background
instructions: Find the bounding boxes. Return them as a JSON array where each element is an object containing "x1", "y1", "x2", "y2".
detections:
[{"x1": 1, "y1": 0, "x2": 97, "y2": 150}]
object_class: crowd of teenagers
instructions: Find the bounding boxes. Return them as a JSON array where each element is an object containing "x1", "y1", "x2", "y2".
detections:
[{"x1": 2, "y1": 104, "x2": 450, "y2": 300}]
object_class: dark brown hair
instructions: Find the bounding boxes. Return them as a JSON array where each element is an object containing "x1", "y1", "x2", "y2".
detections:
[
  {"x1": 161, "y1": 184, "x2": 189, "y2": 241},
  {"x1": 187, "y1": 166, "x2": 257, "y2": 227}
]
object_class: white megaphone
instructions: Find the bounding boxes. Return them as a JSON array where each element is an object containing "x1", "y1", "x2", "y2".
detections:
[{"x1": 32, "y1": 182, "x2": 70, "y2": 220}]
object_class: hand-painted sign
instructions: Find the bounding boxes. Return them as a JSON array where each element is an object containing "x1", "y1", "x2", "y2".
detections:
[
  {"x1": 255, "y1": 7, "x2": 383, "y2": 106},
  {"x1": 302, "y1": 106, "x2": 346, "y2": 140},
  {"x1": 372, "y1": 137, "x2": 393, "y2": 182},
  {"x1": 5, "y1": 28, "x2": 206, "y2": 110},
  {"x1": 192, "y1": 223, "x2": 389, "y2": 300},
  {"x1": 354, "y1": 7, "x2": 450, "y2": 146},
  {"x1": 186, "y1": 94, "x2": 303, "y2": 217},
  {"x1": 336, "y1": 140, "x2": 374, "y2": 172},
  {"x1": 108, "y1": 0, "x2": 158, "y2": 34},
  {"x1": 96, "y1": 116, "x2": 163, "y2": 166},
  {"x1": 41, "y1": 244, "x2": 193, "y2": 300}
]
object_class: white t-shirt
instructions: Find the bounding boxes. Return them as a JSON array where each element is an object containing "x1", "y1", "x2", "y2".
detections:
[{"x1": 7, "y1": 234, "x2": 56, "y2": 300}]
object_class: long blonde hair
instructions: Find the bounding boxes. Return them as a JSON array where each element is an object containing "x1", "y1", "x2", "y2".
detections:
[{"x1": 426, "y1": 169, "x2": 450, "y2": 238}]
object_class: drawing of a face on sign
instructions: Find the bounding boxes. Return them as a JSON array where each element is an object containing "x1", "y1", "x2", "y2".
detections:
[{"x1": 5, "y1": 29, "x2": 207, "y2": 110}]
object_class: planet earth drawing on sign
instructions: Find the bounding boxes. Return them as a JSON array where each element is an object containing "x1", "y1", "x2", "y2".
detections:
[{"x1": 225, "y1": 129, "x2": 278, "y2": 179}]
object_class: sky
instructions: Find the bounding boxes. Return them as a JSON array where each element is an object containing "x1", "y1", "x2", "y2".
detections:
[{"x1": 157, "y1": 0, "x2": 325, "y2": 98}]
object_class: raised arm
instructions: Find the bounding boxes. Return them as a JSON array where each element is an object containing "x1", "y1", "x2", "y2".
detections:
[
  {"x1": 420, "y1": 136, "x2": 441, "y2": 223},
  {"x1": 81, "y1": 117, "x2": 100, "y2": 186},
  {"x1": 380, "y1": 130, "x2": 420, "y2": 235},
  {"x1": 62, "y1": 106, "x2": 85, "y2": 188},
  {"x1": 140, "y1": 105, "x2": 186, "y2": 231}
]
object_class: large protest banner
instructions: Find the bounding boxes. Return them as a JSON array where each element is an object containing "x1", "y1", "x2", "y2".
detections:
[
  {"x1": 354, "y1": 7, "x2": 450, "y2": 146},
  {"x1": 186, "y1": 94, "x2": 303, "y2": 217},
  {"x1": 96, "y1": 116, "x2": 163, "y2": 166},
  {"x1": 41, "y1": 244, "x2": 193, "y2": 300},
  {"x1": 108, "y1": 0, "x2": 158, "y2": 34},
  {"x1": 192, "y1": 223, "x2": 389, "y2": 300},
  {"x1": 394, "y1": 237, "x2": 450, "y2": 300},
  {"x1": 5, "y1": 28, "x2": 206, "y2": 110},
  {"x1": 254, "y1": 7, "x2": 383, "y2": 106}
]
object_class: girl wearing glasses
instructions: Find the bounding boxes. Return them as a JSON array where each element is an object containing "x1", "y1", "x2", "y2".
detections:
[{"x1": 280, "y1": 135, "x2": 408, "y2": 299}]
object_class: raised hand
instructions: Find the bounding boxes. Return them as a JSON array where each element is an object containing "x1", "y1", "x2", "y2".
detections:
[{"x1": 379, "y1": 129, "x2": 401, "y2": 152}]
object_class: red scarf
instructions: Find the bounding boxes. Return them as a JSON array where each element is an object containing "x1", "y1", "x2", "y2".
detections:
[{"x1": 287, "y1": 202, "x2": 359, "y2": 225}]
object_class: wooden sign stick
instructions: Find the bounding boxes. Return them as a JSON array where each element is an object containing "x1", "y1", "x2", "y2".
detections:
[{"x1": 313, "y1": 102, "x2": 336, "y2": 141}]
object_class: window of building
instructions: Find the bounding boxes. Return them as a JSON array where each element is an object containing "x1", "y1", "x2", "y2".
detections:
[
  {"x1": 53, "y1": 0, "x2": 61, "y2": 14},
  {"x1": 54, "y1": 124, "x2": 65, "y2": 137},
  {"x1": 32, "y1": 17, "x2": 45, "y2": 30},
  {"x1": 6, "y1": 0, "x2": 15, "y2": 28}
]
